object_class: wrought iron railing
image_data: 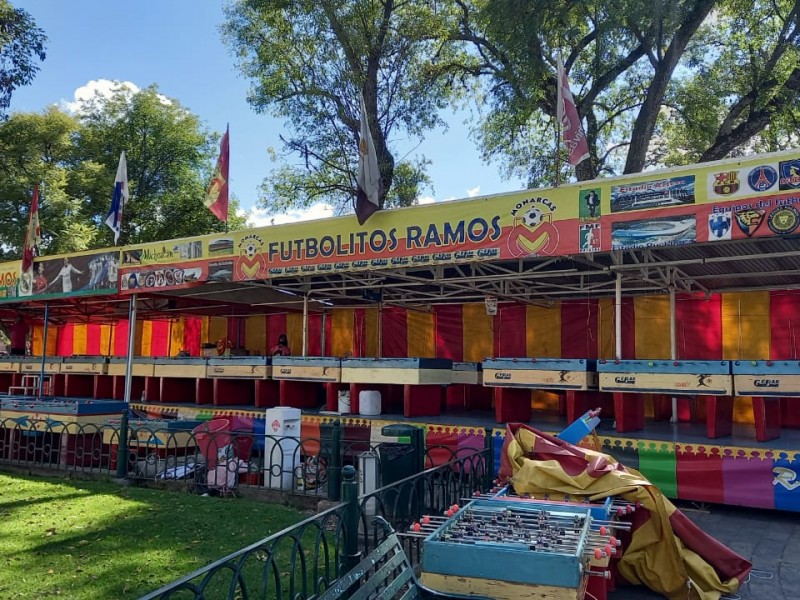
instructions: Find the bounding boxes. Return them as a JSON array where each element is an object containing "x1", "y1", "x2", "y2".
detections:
[{"x1": 139, "y1": 448, "x2": 492, "y2": 599}]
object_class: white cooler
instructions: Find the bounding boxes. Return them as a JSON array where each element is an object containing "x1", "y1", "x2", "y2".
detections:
[{"x1": 264, "y1": 407, "x2": 301, "y2": 490}]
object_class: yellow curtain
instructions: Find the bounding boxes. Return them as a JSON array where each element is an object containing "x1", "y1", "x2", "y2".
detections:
[
  {"x1": 31, "y1": 325, "x2": 58, "y2": 356},
  {"x1": 72, "y1": 324, "x2": 88, "y2": 355},
  {"x1": 525, "y1": 304, "x2": 562, "y2": 357},
  {"x1": 208, "y1": 317, "x2": 228, "y2": 346},
  {"x1": 245, "y1": 315, "x2": 267, "y2": 355},
  {"x1": 722, "y1": 291, "x2": 770, "y2": 424},
  {"x1": 597, "y1": 297, "x2": 615, "y2": 359},
  {"x1": 201, "y1": 316, "x2": 210, "y2": 345},
  {"x1": 330, "y1": 309, "x2": 354, "y2": 357},
  {"x1": 364, "y1": 308, "x2": 379, "y2": 357},
  {"x1": 140, "y1": 321, "x2": 153, "y2": 357},
  {"x1": 463, "y1": 303, "x2": 494, "y2": 362},
  {"x1": 634, "y1": 295, "x2": 672, "y2": 359},
  {"x1": 721, "y1": 291, "x2": 770, "y2": 359},
  {"x1": 134, "y1": 321, "x2": 144, "y2": 357},
  {"x1": 169, "y1": 319, "x2": 184, "y2": 356},
  {"x1": 407, "y1": 310, "x2": 435, "y2": 358},
  {"x1": 286, "y1": 313, "x2": 304, "y2": 355},
  {"x1": 100, "y1": 324, "x2": 113, "y2": 356}
]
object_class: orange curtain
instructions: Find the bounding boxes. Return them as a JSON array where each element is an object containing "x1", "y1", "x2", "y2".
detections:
[
  {"x1": 72, "y1": 324, "x2": 88, "y2": 355},
  {"x1": 169, "y1": 319, "x2": 184, "y2": 356},
  {"x1": 286, "y1": 312, "x2": 305, "y2": 355},
  {"x1": 364, "y1": 307, "x2": 379, "y2": 357},
  {"x1": 597, "y1": 298, "x2": 614, "y2": 359},
  {"x1": 140, "y1": 321, "x2": 153, "y2": 357},
  {"x1": 463, "y1": 303, "x2": 494, "y2": 362},
  {"x1": 245, "y1": 315, "x2": 267, "y2": 355},
  {"x1": 634, "y1": 296, "x2": 672, "y2": 359},
  {"x1": 330, "y1": 309, "x2": 354, "y2": 356},
  {"x1": 31, "y1": 324, "x2": 58, "y2": 356},
  {"x1": 526, "y1": 304, "x2": 562, "y2": 357},
  {"x1": 407, "y1": 309, "x2": 435, "y2": 358}
]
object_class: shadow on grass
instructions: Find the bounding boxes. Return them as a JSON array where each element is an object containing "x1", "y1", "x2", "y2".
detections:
[{"x1": 0, "y1": 472, "x2": 307, "y2": 600}]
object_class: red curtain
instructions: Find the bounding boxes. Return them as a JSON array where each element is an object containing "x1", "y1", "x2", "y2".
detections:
[
  {"x1": 676, "y1": 294, "x2": 722, "y2": 359},
  {"x1": 227, "y1": 317, "x2": 246, "y2": 349},
  {"x1": 150, "y1": 321, "x2": 170, "y2": 357},
  {"x1": 561, "y1": 299, "x2": 599, "y2": 359},
  {"x1": 266, "y1": 314, "x2": 288, "y2": 351},
  {"x1": 57, "y1": 323, "x2": 74, "y2": 356},
  {"x1": 382, "y1": 306, "x2": 408, "y2": 358},
  {"x1": 306, "y1": 314, "x2": 325, "y2": 356},
  {"x1": 770, "y1": 290, "x2": 800, "y2": 359},
  {"x1": 114, "y1": 320, "x2": 129, "y2": 356},
  {"x1": 622, "y1": 297, "x2": 636, "y2": 359},
  {"x1": 183, "y1": 318, "x2": 202, "y2": 356},
  {"x1": 495, "y1": 303, "x2": 526, "y2": 357},
  {"x1": 86, "y1": 324, "x2": 102, "y2": 355},
  {"x1": 434, "y1": 305, "x2": 463, "y2": 361}
]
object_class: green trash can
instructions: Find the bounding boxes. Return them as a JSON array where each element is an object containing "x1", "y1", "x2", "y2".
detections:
[{"x1": 379, "y1": 424, "x2": 424, "y2": 521}]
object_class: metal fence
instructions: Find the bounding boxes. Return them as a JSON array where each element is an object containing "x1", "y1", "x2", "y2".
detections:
[
  {"x1": 0, "y1": 416, "x2": 492, "y2": 503},
  {"x1": 140, "y1": 449, "x2": 492, "y2": 599}
]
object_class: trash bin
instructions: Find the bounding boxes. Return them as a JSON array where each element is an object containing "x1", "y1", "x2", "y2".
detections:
[{"x1": 379, "y1": 424, "x2": 424, "y2": 520}]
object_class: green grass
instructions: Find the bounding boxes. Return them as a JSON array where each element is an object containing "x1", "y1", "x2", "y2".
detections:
[{"x1": 0, "y1": 472, "x2": 306, "y2": 599}]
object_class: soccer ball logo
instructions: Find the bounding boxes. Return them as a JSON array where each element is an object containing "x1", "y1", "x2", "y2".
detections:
[
  {"x1": 522, "y1": 207, "x2": 543, "y2": 228},
  {"x1": 244, "y1": 242, "x2": 258, "y2": 258}
]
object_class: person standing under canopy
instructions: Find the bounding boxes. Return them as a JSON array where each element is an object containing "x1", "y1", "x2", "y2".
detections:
[{"x1": 270, "y1": 334, "x2": 291, "y2": 356}]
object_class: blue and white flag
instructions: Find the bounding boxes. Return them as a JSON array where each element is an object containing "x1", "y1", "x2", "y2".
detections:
[{"x1": 105, "y1": 151, "x2": 128, "y2": 244}]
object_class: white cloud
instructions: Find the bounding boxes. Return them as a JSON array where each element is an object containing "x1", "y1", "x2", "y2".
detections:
[
  {"x1": 60, "y1": 79, "x2": 171, "y2": 114},
  {"x1": 466, "y1": 186, "x2": 481, "y2": 197},
  {"x1": 417, "y1": 195, "x2": 436, "y2": 205},
  {"x1": 246, "y1": 203, "x2": 335, "y2": 228}
]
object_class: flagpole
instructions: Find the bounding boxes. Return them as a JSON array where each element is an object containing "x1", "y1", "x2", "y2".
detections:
[{"x1": 554, "y1": 54, "x2": 562, "y2": 188}]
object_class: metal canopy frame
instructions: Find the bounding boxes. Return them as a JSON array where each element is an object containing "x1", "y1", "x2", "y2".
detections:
[{"x1": 2, "y1": 236, "x2": 798, "y2": 324}]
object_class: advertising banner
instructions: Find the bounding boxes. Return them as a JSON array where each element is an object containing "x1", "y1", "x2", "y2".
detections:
[
  {"x1": 0, "y1": 261, "x2": 20, "y2": 301},
  {"x1": 114, "y1": 149, "x2": 800, "y2": 293},
  {"x1": 18, "y1": 250, "x2": 120, "y2": 301}
]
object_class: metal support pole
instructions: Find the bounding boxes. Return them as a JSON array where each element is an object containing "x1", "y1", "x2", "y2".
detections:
[
  {"x1": 340, "y1": 464, "x2": 361, "y2": 574},
  {"x1": 669, "y1": 286, "x2": 678, "y2": 423},
  {"x1": 123, "y1": 294, "x2": 137, "y2": 403},
  {"x1": 483, "y1": 426, "x2": 495, "y2": 491},
  {"x1": 327, "y1": 420, "x2": 342, "y2": 501},
  {"x1": 377, "y1": 302, "x2": 383, "y2": 358},
  {"x1": 37, "y1": 302, "x2": 50, "y2": 398},
  {"x1": 302, "y1": 294, "x2": 309, "y2": 357},
  {"x1": 321, "y1": 311, "x2": 327, "y2": 355},
  {"x1": 615, "y1": 273, "x2": 622, "y2": 360}
]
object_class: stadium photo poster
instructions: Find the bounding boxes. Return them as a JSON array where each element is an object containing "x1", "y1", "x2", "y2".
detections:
[
  {"x1": 26, "y1": 250, "x2": 120, "y2": 300},
  {"x1": 610, "y1": 175, "x2": 696, "y2": 213}
]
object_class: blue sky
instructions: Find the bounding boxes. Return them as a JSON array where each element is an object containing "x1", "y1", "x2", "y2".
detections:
[{"x1": 13, "y1": 0, "x2": 525, "y2": 224}]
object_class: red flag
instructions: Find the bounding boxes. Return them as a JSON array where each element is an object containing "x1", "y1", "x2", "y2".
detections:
[
  {"x1": 557, "y1": 57, "x2": 590, "y2": 166},
  {"x1": 205, "y1": 125, "x2": 229, "y2": 221}
]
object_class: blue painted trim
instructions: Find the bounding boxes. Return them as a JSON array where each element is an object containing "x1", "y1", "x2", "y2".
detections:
[
  {"x1": 597, "y1": 359, "x2": 731, "y2": 374},
  {"x1": 733, "y1": 360, "x2": 800, "y2": 375},
  {"x1": 483, "y1": 358, "x2": 596, "y2": 371}
]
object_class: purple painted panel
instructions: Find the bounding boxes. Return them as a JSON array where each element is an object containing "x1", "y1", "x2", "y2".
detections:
[{"x1": 722, "y1": 448, "x2": 775, "y2": 510}]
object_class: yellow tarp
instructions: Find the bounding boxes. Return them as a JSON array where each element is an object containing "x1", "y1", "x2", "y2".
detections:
[{"x1": 505, "y1": 428, "x2": 746, "y2": 600}]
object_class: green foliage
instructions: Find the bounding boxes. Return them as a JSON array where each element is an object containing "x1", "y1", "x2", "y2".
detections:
[
  {"x1": 0, "y1": 0, "x2": 47, "y2": 118},
  {"x1": 447, "y1": 0, "x2": 800, "y2": 184},
  {"x1": 0, "y1": 85, "x2": 246, "y2": 259},
  {"x1": 223, "y1": 0, "x2": 459, "y2": 214}
]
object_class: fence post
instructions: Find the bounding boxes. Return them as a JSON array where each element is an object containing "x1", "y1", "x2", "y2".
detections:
[
  {"x1": 483, "y1": 427, "x2": 494, "y2": 491},
  {"x1": 341, "y1": 465, "x2": 361, "y2": 574},
  {"x1": 115, "y1": 412, "x2": 130, "y2": 479},
  {"x1": 327, "y1": 420, "x2": 342, "y2": 501}
]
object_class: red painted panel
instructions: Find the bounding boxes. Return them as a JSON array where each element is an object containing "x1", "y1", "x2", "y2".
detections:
[{"x1": 675, "y1": 445, "x2": 725, "y2": 504}]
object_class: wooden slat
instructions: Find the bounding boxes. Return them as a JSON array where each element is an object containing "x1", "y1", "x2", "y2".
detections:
[
  {"x1": 349, "y1": 550, "x2": 409, "y2": 600},
  {"x1": 317, "y1": 536, "x2": 400, "y2": 600}
]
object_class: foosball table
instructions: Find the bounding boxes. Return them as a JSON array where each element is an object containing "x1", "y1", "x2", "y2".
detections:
[{"x1": 408, "y1": 498, "x2": 629, "y2": 600}]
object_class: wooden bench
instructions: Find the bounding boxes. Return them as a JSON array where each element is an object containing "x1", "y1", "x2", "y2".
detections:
[{"x1": 318, "y1": 516, "x2": 490, "y2": 600}]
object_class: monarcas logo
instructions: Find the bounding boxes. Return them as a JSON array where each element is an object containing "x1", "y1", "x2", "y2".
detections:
[
  {"x1": 506, "y1": 197, "x2": 560, "y2": 257},
  {"x1": 708, "y1": 212, "x2": 731, "y2": 240},
  {"x1": 234, "y1": 234, "x2": 268, "y2": 281}
]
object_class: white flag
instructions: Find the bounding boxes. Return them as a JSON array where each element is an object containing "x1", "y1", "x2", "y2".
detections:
[
  {"x1": 105, "y1": 151, "x2": 129, "y2": 244},
  {"x1": 356, "y1": 94, "x2": 380, "y2": 225}
]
